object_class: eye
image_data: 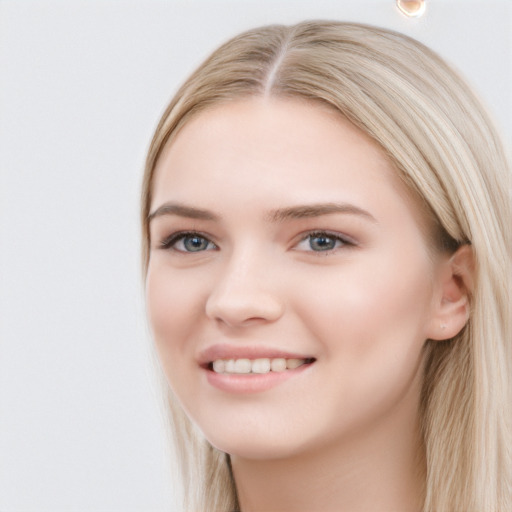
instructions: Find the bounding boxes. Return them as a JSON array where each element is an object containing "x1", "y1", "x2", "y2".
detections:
[
  {"x1": 161, "y1": 232, "x2": 217, "y2": 253},
  {"x1": 295, "y1": 231, "x2": 355, "y2": 252}
]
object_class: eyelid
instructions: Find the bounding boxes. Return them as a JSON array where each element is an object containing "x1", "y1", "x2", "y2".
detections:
[
  {"x1": 159, "y1": 230, "x2": 217, "y2": 252},
  {"x1": 294, "y1": 230, "x2": 358, "y2": 252}
]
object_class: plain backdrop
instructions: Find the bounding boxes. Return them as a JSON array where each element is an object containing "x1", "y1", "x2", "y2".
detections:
[{"x1": 0, "y1": 1, "x2": 510, "y2": 511}]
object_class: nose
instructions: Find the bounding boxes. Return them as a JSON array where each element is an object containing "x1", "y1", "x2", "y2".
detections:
[{"x1": 205, "y1": 251, "x2": 285, "y2": 328}]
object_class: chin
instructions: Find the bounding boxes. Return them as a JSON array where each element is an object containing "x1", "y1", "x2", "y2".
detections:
[
  {"x1": 211, "y1": 437, "x2": 299, "y2": 461},
  {"x1": 199, "y1": 420, "x2": 307, "y2": 461}
]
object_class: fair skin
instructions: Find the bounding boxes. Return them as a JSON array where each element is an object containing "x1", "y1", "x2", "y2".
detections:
[{"x1": 146, "y1": 98, "x2": 471, "y2": 512}]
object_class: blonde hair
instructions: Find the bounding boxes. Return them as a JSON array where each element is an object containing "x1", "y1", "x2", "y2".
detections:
[{"x1": 141, "y1": 21, "x2": 512, "y2": 512}]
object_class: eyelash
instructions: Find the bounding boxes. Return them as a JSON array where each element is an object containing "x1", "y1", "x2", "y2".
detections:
[
  {"x1": 159, "y1": 230, "x2": 356, "y2": 254},
  {"x1": 160, "y1": 231, "x2": 218, "y2": 252},
  {"x1": 295, "y1": 231, "x2": 356, "y2": 253}
]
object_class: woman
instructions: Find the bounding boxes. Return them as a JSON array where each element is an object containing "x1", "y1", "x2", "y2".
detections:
[{"x1": 141, "y1": 21, "x2": 511, "y2": 511}]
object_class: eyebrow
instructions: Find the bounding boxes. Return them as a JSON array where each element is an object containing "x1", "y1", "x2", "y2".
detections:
[
  {"x1": 148, "y1": 202, "x2": 219, "y2": 222},
  {"x1": 267, "y1": 202, "x2": 377, "y2": 223},
  {"x1": 148, "y1": 201, "x2": 377, "y2": 223}
]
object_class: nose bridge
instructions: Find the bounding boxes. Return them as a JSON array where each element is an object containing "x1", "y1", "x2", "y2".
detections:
[{"x1": 205, "y1": 242, "x2": 284, "y2": 326}]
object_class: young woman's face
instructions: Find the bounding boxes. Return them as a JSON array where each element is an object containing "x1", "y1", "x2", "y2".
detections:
[{"x1": 146, "y1": 98, "x2": 443, "y2": 459}]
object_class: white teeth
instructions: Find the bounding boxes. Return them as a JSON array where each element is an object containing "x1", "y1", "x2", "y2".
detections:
[
  {"x1": 234, "y1": 358, "x2": 251, "y2": 374},
  {"x1": 211, "y1": 357, "x2": 310, "y2": 374},
  {"x1": 270, "y1": 358, "x2": 287, "y2": 372},
  {"x1": 252, "y1": 358, "x2": 271, "y2": 374},
  {"x1": 212, "y1": 360, "x2": 225, "y2": 373}
]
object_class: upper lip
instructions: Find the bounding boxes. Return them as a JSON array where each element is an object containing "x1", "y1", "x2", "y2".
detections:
[{"x1": 197, "y1": 344, "x2": 315, "y2": 366}]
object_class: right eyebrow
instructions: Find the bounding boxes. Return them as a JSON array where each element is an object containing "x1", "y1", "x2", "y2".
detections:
[
  {"x1": 148, "y1": 202, "x2": 219, "y2": 222},
  {"x1": 267, "y1": 202, "x2": 377, "y2": 224}
]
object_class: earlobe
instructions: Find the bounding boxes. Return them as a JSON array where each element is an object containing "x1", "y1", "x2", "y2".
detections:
[{"x1": 427, "y1": 244, "x2": 474, "y2": 341}]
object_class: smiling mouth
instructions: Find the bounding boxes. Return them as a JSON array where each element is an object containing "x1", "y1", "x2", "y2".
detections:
[{"x1": 207, "y1": 357, "x2": 316, "y2": 375}]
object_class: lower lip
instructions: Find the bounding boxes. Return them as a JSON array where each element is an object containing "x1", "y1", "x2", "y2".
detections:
[{"x1": 204, "y1": 363, "x2": 313, "y2": 394}]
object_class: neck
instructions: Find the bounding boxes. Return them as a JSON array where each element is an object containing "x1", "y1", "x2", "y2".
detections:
[{"x1": 231, "y1": 394, "x2": 425, "y2": 512}]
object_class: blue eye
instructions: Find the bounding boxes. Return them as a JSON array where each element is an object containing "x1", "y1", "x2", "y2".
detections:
[
  {"x1": 296, "y1": 231, "x2": 353, "y2": 252},
  {"x1": 162, "y1": 232, "x2": 216, "y2": 252},
  {"x1": 182, "y1": 235, "x2": 211, "y2": 252},
  {"x1": 309, "y1": 234, "x2": 337, "y2": 251}
]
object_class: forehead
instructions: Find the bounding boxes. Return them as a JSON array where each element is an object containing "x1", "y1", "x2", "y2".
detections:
[{"x1": 154, "y1": 98, "x2": 392, "y2": 189}]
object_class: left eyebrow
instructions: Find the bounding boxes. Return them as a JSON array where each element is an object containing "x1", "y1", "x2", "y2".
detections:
[
  {"x1": 148, "y1": 202, "x2": 219, "y2": 222},
  {"x1": 267, "y1": 202, "x2": 377, "y2": 223}
]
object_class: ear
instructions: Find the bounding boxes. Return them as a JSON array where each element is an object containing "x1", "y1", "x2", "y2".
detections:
[{"x1": 426, "y1": 244, "x2": 475, "y2": 341}]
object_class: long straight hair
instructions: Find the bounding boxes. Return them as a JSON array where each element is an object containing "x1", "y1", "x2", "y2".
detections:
[{"x1": 141, "y1": 21, "x2": 512, "y2": 511}]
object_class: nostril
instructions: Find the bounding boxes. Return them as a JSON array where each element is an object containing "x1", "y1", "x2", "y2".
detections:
[{"x1": 205, "y1": 292, "x2": 285, "y2": 327}]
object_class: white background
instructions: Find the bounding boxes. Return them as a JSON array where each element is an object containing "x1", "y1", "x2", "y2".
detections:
[{"x1": 0, "y1": 1, "x2": 510, "y2": 511}]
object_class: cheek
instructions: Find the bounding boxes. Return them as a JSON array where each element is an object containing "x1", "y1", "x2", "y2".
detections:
[
  {"x1": 145, "y1": 263, "x2": 206, "y2": 364},
  {"x1": 292, "y1": 251, "x2": 433, "y2": 359},
  {"x1": 287, "y1": 257, "x2": 432, "y2": 436}
]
